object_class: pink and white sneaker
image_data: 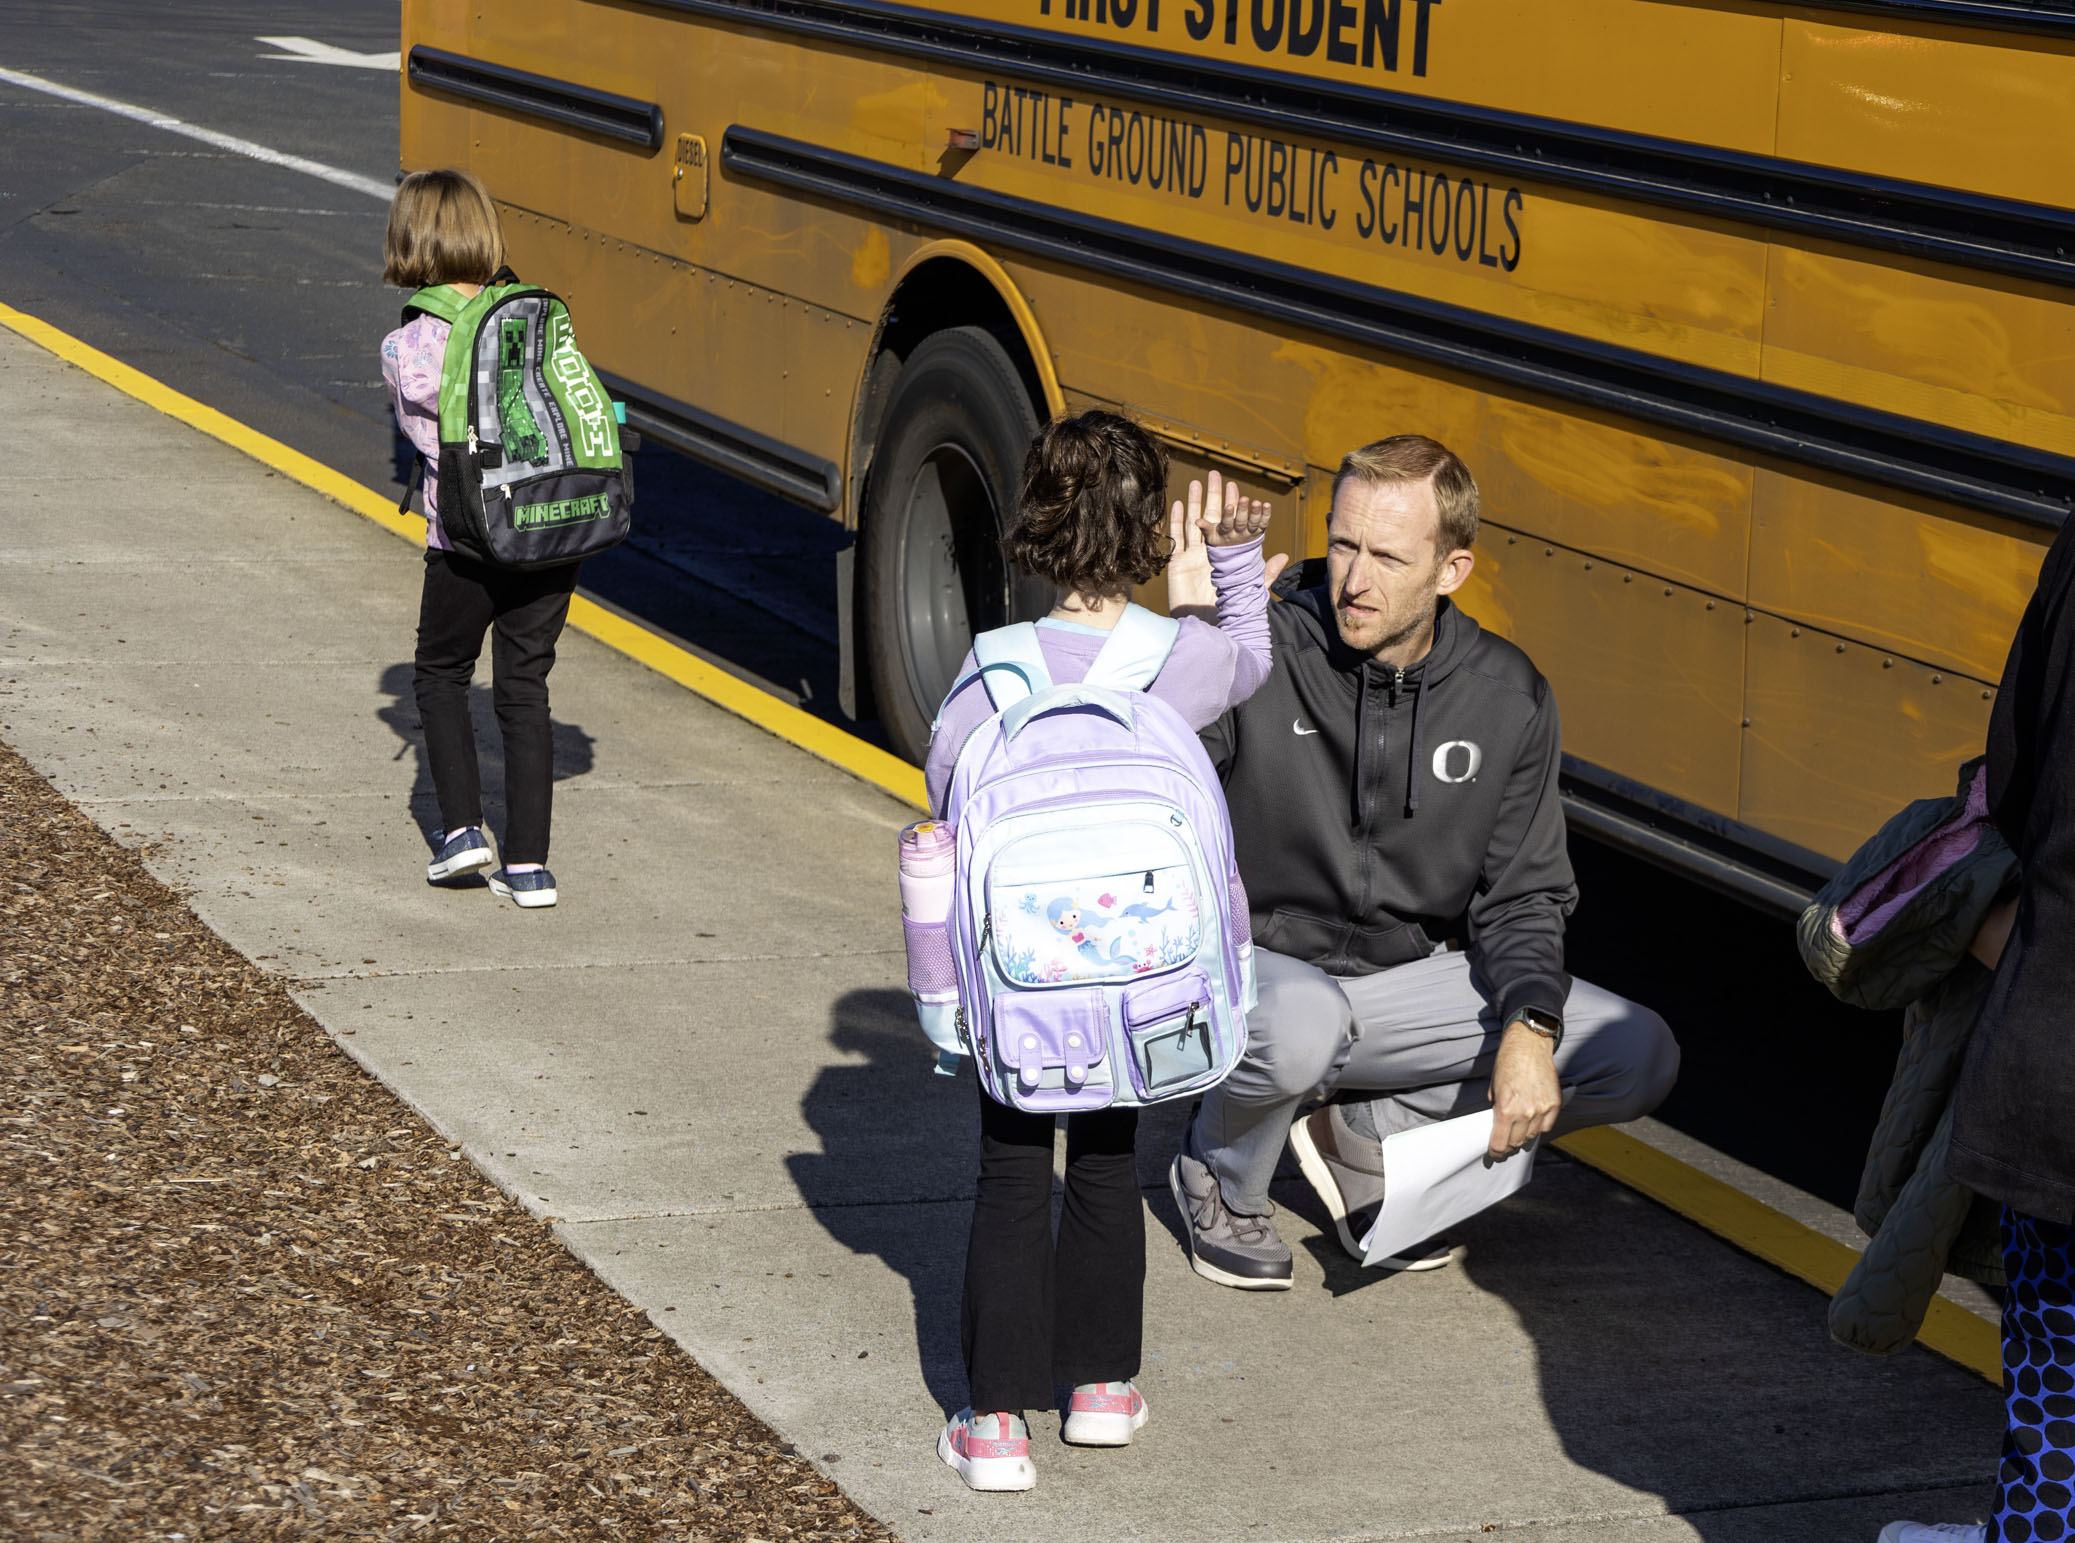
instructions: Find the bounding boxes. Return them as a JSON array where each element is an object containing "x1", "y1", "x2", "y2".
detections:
[
  {"x1": 938, "y1": 1408, "x2": 1035, "y2": 1491},
  {"x1": 1061, "y1": 1380, "x2": 1149, "y2": 1446}
]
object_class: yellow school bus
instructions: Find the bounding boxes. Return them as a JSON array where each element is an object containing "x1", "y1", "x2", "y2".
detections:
[{"x1": 398, "y1": 0, "x2": 2073, "y2": 907}]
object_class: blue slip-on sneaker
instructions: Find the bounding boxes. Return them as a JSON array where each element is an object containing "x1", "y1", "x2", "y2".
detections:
[
  {"x1": 488, "y1": 867, "x2": 558, "y2": 909},
  {"x1": 426, "y1": 827, "x2": 494, "y2": 884}
]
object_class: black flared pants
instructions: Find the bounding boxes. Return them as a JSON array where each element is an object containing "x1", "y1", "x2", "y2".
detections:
[{"x1": 961, "y1": 1088, "x2": 1144, "y2": 1413}]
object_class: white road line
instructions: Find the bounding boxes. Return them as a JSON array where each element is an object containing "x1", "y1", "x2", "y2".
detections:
[
  {"x1": 0, "y1": 65, "x2": 391, "y2": 202},
  {"x1": 255, "y1": 36, "x2": 402, "y2": 71}
]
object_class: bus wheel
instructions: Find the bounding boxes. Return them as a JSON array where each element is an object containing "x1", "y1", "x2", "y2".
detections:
[{"x1": 862, "y1": 326, "x2": 1046, "y2": 765}]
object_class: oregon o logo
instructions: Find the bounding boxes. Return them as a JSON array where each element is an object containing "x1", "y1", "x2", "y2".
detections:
[{"x1": 1431, "y1": 740, "x2": 1483, "y2": 784}]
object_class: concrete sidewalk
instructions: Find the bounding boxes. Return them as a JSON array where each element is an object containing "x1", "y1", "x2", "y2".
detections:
[{"x1": 0, "y1": 324, "x2": 2003, "y2": 1541}]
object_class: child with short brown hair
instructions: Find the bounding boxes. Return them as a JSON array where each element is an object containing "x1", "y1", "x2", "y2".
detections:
[{"x1": 382, "y1": 168, "x2": 574, "y2": 909}]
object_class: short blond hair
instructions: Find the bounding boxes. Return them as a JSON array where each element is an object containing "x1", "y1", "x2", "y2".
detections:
[
  {"x1": 383, "y1": 169, "x2": 505, "y2": 288},
  {"x1": 1331, "y1": 435, "x2": 1479, "y2": 555}
]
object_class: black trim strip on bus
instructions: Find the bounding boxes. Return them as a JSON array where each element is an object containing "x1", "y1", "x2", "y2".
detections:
[
  {"x1": 625, "y1": 0, "x2": 2075, "y2": 289},
  {"x1": 407, "y1": 46, "x2": 665, "y2": 151},
  {"x1": 598, "y1": 369, "x2": 843, "y2": 511},
  {"x1": 723, "y1": 126, "x2": 2075, "y2": 531},
  {"x1": 1735, "y1": 0, "x2": 2075, "y2": 39},
  {"x1": 1560, "y1": 756, "x2": 1837, "y2": 916}
]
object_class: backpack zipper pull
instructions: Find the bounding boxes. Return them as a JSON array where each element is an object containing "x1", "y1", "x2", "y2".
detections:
[{"x1": 979, "y1": 913, "x2": 993, "y2": 954}]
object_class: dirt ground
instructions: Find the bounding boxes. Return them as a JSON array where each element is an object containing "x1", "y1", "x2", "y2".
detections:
[{"x1": 0, "y1": 737, "x2": 895, "y2": 1542}]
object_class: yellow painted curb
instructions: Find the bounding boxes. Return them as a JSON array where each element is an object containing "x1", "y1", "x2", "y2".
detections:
[
  {"x1": 0, "y1": 300, "x2": 423, "y2": 548},
  {"x1": 1557, "y1": 1126, "x2": 2001, "y2": 1384},
  {"x1": 567, "y1": 597, "x2": 925, "y2": 806},
  {"x1": 0, "y1": 299, "x2": 927, "y2": 811},
  {"x1": 3, "y1": 297, "x2": 1997, "y2": 1384}
]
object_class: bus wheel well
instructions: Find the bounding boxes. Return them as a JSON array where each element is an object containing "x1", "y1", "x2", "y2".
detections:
[{"x1": 849, "y1": 258, "x2": 1051, "y2": 523}]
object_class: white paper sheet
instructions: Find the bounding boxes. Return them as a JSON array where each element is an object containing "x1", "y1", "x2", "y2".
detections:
[{"x1": 1359, "y1": 1108, "x2": 1541, "y2": 1267}]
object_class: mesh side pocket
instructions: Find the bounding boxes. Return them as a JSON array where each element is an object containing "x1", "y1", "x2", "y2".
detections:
[
  {"x1": 1227, "y1": 870, "x2": 1253, "y2": 953},
  {"x1": 903, "y1": 915, "x2": 958, "y2": 996}
]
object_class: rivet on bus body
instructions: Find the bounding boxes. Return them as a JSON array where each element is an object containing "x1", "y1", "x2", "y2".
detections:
[
  {"x1": 1742, "y1": 717, "x2": 1752, "y2": 727},
  {"x1": 1791, "y1": 627, "x2": 1800, "y2": 638},
  {"x1": 1544, "y1": 547, "x2": 1553, "y2": 557},
  {"x1": 1882, "y1": 658, "x2": 1894, "y2": 668},
  {"x1": 1663, "y1": 587, "x2": 1674, "y2": 597},
  {"x1": 1583, "y1": 560, "x2": 1593, "y2": 570},
  {"x1": 1622, "y1": 573, "x2": 1632, "y2": 582},
  {"x1": 1984, "y1": 690, "x2": 1994, "y2": 700},
  {"x1": 1836, "y1": 643, "x2": 1847, "y2": 654},
  {"x1": 1932, "y1": 675, "x2": 1943, "y2": 684},
  {"x1": 1705, "y1": 600, "x2": 1715, "y2": 610}
]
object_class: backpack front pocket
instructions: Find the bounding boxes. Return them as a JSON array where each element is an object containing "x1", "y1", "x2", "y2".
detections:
[
  {"x1": 992, "y1": 990, "x2": 1112, "y2": 1112},
  {"x1": 1122, "y1": 970, "x2": 1217, "y2": 1099},
  {"x1": 986, "y1": 819, "x2": 1203, "y2": 987}
]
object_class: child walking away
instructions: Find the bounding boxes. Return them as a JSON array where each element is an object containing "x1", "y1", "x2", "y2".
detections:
[
  {"x1": 381, "y1": 169, "x2": 629, "y2": 908},
  {"x1": 911, "y1": 410, "x2": 1283, "y2": 1491}
]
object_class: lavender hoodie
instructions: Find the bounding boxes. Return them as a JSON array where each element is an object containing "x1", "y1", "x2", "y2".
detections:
[{"x1": 924, "y1": 537, "x2": 1273, "y2": 814}]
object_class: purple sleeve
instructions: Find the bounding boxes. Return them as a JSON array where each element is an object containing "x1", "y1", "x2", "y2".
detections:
[
  {"x1": 1145, "y1": 538, "x2": 1273, "y2": 731},
  {"x1": 1208, "y1": 537, "x2": 1272, "y2": 704},
  {"x1": 924, "y1": 650, "x2": 986, "y2": 815}
]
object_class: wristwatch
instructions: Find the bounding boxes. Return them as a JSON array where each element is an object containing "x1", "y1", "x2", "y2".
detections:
[{"x1": 1511, "y1": 1007, "x2": 1564, "y2": 1052}]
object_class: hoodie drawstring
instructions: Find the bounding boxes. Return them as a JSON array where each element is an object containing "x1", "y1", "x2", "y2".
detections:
[
  {"x1": 1405, "y1": 667, "x2": 1428, "y2": 817},
  {"x1": 1352, "y1": 672, "x2": 1369, "y2": 826}
]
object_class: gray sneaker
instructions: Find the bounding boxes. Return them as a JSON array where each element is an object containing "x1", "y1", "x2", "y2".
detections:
[
  {"x1": 1168, "y1": 1150, "x2": 1293, "y2": 1290},
  {"x1": 1289, "y1": 1104, "x2": 1457, "y2": 1272}
]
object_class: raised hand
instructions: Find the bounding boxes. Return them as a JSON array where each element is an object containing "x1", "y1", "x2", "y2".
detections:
[
  {"x1": 1165, "y1": 474, "x2": 1215, "y2": 617},
  {"x1": 1201, "y1": 468, "x2": 1272, "y2": 547},
  {"x1": 1168, "y1": 470, "x2": 1288, "y2": 617},
  {"x1": 1198, "y1": 469, "x2": 1290, "y2": 587}
]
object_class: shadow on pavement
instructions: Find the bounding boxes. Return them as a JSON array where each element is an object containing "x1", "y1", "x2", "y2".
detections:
[
  {"x1": 1278, "y1": 1157, "x2": 1998, "y2": 1541},
  {"x1": 788, "y1": 990, "x2": 978, "y2": 1420},
  {"x1": 376, "y1": 660, "x2": 597, "y2": 857}
]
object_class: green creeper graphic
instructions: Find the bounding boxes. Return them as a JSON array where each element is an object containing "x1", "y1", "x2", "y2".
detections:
[{"x1": 498, "y1": 318, "x2": 548, "y2": 466}]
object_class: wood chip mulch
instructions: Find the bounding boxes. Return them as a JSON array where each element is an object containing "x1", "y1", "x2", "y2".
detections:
[{"x1": 0, "y1": 738, "x2": 895, "y2": 1542}]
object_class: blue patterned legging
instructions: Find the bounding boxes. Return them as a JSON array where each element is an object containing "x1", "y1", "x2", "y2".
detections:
[{"x1": 1993, "y1": 1209, "x2": 2075, "y2": 1543}]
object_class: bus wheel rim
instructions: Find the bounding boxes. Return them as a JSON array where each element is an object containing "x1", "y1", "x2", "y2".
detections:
[{"x1": 897, "y1": 440, "x2": 999, "y2": 721}]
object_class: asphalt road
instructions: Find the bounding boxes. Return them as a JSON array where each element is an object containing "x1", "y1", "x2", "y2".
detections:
[{"x1": 0, "y1": 1, "x2": 1905, "y2": 1211}]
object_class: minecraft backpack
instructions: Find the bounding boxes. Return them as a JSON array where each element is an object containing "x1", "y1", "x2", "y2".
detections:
[{"x1": 398, "y1": 271, "x2": 631, "y2": 569}]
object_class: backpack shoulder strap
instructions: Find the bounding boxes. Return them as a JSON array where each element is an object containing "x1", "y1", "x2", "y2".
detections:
[
  {"x1": 401, "y1": 285, "x2": 468, "y2": 327},
  {"x1": 1084, "y1": 604, "x2": 1181, "y2": 692},
  {"x1": 969, "y1": 623, "x2": 1053, "y2": 710}
]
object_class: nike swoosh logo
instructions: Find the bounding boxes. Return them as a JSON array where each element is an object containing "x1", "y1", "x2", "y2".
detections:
[{"x1": 1292, "y1": 720, "x2": 1318, "y2": 736}]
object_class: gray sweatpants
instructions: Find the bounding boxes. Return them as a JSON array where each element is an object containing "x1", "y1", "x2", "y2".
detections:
[{"x1": 1192, "y1": 947, "x2": 1681, "y2": 1216}]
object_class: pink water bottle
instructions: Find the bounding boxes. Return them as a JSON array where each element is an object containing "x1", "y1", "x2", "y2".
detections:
[
  {"x1": 898, "y1": 821, "x2": 961, "y2": 1074},
  {"x1": 898, "y1": 820, "x2": 956, "y2": 922}
]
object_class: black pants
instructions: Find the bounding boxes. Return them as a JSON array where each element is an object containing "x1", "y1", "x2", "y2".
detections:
[
  {"x1": 412, "y1": 549, "x2": 579, "y2": 866},
  {"x1": 961, "y1": 1089, "x2": 1144, "y2": 1412}
]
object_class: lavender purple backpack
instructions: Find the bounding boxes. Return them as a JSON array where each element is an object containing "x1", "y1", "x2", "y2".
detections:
[{"x1": 907, "y1": 606, "x2": 1256, "y2": 1113}]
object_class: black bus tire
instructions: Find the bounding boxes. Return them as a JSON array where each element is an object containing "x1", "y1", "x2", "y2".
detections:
[{"x1": 862, "y1": 325, "x2": 1047, "y2": 766}]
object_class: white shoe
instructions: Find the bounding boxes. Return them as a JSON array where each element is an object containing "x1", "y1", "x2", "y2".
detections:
[
  {"x1": 1061, "y1": 1381, "x2": 1147, "y2": 1446},
  {"x1": 1877, "y1": 1523, "x2": 1987, "y2": 1542},
  {"x1": 937, "y1": 1409, "x2": 1034, "y2": 1492}
]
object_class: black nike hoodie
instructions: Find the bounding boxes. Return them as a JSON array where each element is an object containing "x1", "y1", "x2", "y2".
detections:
[{"x1": 1203, "y1": 583, "x2": 1576, "y2": 1029}]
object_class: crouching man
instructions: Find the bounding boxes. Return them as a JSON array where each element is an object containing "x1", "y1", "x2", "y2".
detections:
[{"x1": 1169, "y1": 435, "x2": 1680, "y2": 1289}]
